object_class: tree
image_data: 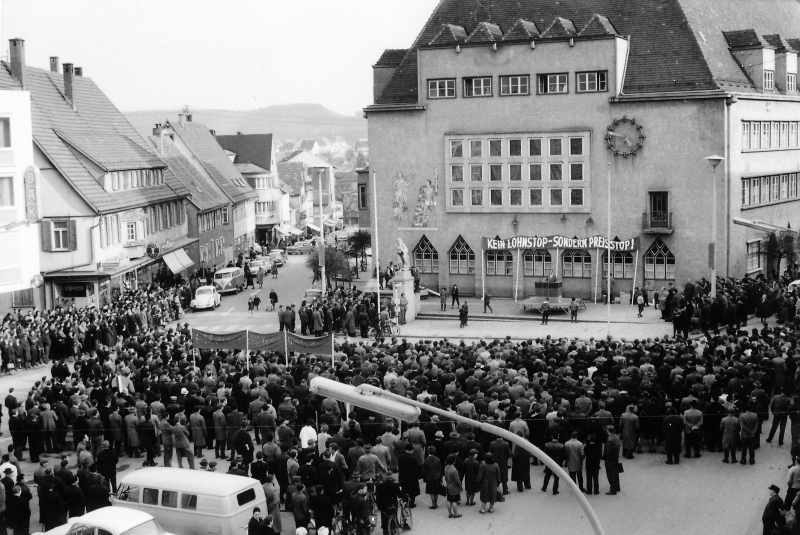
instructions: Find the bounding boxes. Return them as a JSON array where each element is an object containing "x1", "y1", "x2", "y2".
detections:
[
  {"x1": 307, "y1": 246, "x2": 350, "y2": 288},
  {"x1": 348, "y1": 229, "x2": 372, "y2": 266}
]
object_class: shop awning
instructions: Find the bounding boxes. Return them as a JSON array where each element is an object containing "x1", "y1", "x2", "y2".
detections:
[
  {"x1": 276, "y1": 225, "x2": 303, "y2": 236},
  {"x1": 306, "y1": 223, "x2": 321, "y2": 232},
  {"x1": 323, "y1": 220, "x2": 336, "y2": 227},
  {"x1": 162, "y1": 249, "x2": 195, "y2": 274}
]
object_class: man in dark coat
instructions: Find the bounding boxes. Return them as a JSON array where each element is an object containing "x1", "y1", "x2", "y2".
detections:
[
  {"x1": 138, "y1": 411, "x2": 158, "y2": 467},
  {"x1": 603, "y1": 426, "x2": 622, "y2": 495},
  {"x1": 38, "y1": 483, "x2": 67, "y2": 531},
  {"x1": 234, "y1": 422, "x2": 255, "y2": 470},
  {"x1": 661, "y1": 406, "x2": 683, "y2": 465},
  {"x1": 397, "y1": 444, "x2": 421, "y2": 507},
  {"x1": 489, "y1": 437, "x2": 511, "y2": 495},
  {"x1": 541, "y1": 436, "x2": 565, "y2": 495},
  {"x1": 7, "y1": 485, "x2": 31, "y2": 535},
  {"x1": 63, "y1": 477, "x2": 86, "y2": 519},
  {"x1": 96, "y1": 442, "x2": 119, "y2": 492},
  {"x1": 763, "y1": 484, "x2": 784, "y2": 535}
]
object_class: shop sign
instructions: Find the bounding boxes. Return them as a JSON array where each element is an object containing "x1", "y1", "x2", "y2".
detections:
[
  {"x1": 101, "y1": 260, "x2": 120, "y2": 271},
  {"x1": 24, "y1": 166, "x2": 38, "y2": 223},
  {"x1": 482, "y1": 235, "x2": 640, "y2": 252}
]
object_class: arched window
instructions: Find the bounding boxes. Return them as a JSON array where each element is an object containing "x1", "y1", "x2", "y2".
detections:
[
  {"x1": 644, "y1": 238, "x2": 675, "y2": 280},
  {"x1": 413, "y1": 235, "x2": 439, "y2": 273},
  {"x1": 449, "y1": 236, "x2": 475, "y2": 274},
  {"x1": 563, "y1": 249, "x2": 591, "y2": 278},
  {"x1": 602, "y1": 251, "x2": 634, "y2": 279},
  {"x1": 523, "y1": 249, "x2": 551, "y2": 276},
  {"x1": 487, "y1": 250, "x2": 513, "y2": 275}
]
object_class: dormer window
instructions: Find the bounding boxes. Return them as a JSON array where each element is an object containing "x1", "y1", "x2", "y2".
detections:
[
  {"x1": 789, "y1": 74, "x2": 797, "y2": 92},
  {"x1": 764, "y1": 70, "x2": 775, "y2": 90}
]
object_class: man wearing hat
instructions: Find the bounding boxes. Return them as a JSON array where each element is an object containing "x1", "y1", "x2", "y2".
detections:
[
  {"x1": 763, "y1": 485, "x2": 784, "y2": 535},
  {"x1": 602, "y1": 426, "x2": 621, "y2": 495}
]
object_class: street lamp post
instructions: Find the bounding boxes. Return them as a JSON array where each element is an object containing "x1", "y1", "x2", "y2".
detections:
[
  {"x1": 310, "y1": 377, "x2": 606, "y2": 535},
  {"x1": 705, "y1": 155, "x2": 725, "y2": 298}
]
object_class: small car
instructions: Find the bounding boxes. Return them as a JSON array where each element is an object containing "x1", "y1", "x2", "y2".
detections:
[
  {"x1": 213, "y1": 267, "x2": 245, "y2": 294},
  {"x1": 32, "y1": 506, "x2": 176, "y2": 535},
  {"x1": 268, "y1": 249, "x2": 287, "y2": 266},
  {"x1": 304, "y1": 288, "x2": 323, "y2": 303},
  {"x1": 248, "y1": 258, "x2": 272, "y2": 272},
  {"x1": 287, "y1": 241, "x2": 315, "y2": 255},
  {"x1": 190, "y1": 286, "x2": 220, "y2": 311}
]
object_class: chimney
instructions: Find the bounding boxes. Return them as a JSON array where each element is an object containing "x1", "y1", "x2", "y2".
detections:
[
  {"x1": 9, "y1": 38, "x2": 26, "y2": 89},
  {"x1": 178, "y1": 113, "x2": 186, "y2": 126},
  {"x1": 49, "y1": 56, "x2": 59, "y2": 73},
  {"x1": 63, "y1": 63, "x2": 74, "y2": 108},
  {"x1": 186, "y1": 113, "x2": 192, "y2": 123},
  {"x1": 209, "y1": 129, "x2": 216, "y2": 136},
  {"x1": 74, "y1": 67, "x2": 83, "y2": 77},
  {"x1": 152, "y1": 123, "x2": 162, "y2": 136}
]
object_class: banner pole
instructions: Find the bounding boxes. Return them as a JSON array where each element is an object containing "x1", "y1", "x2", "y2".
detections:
[
  {"x1": 284, "y1": 330, "x2": 289, "y2": 366},
  {"x1": 594, "y1": 250, "x2": 599, "y2": 304},
  {"x1": 481, "y1": 249, "x2": 485, "y2": 301},
  {"x1": 514, "y1": 249, "x2": 520, "y2": 302},
  {"x1": 631, "y1": 250, "x2": 640, "y2": 307},
  {"x1": 246, "y1": 329, "x2": 250, "y2": 372}
]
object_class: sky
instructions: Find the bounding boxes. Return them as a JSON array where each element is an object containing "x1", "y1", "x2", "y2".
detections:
[{"x1": 0, "y1": 0, "x2": 438, "y2": 116}]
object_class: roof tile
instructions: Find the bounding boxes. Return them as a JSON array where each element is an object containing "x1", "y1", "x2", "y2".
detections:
[
  {"x1": 723, "y1": 29, "x2": 766, "y2": 49},
  {"x1": 376, "y1": 49, "x2": 408, "y2": 66},
  {"x1": 502, "y1": 19, "x2": 540, "y2": 41},
  {"x1": 465, "y1": 22, "x2": 504, "y2": 43}
]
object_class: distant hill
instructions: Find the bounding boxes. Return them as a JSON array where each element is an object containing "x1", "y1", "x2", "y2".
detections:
[{"x1": 125, "y1": 103, "x2": 367, "y2": 142}]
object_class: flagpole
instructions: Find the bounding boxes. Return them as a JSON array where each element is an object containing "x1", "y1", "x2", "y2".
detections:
[{"x1": 318, "y1": 170, "x2": 327, "y2": 296}]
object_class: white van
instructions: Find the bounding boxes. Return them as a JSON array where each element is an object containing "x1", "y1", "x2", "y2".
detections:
[
  {"x1": 213, "y1": 267, "x2": 245, "y2": 294},
  {"x1": 112, "y1": 467, "x2": 266, "y2": 535}
]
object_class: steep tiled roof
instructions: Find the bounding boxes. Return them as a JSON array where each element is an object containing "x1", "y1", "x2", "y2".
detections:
[
  {"x1": 788, "y1": 39, "x2": 800, "y2": 52},
  {"x1": 277, "y1": 162, "x2": 307, "y2": 194},
  {"x1": 234, "y1": 162, "x2": 269, "y2": 175},
  {"x1": 465, "y1": 22, "x2": 504, "y2": 43},
  {"x1": 149, "y1": 136, "x2": 227, "y2": 212},
  {"x1": 763, "y1": 34, "x2": 794, "y2": 52},
  {"x1": 16, "y1": 62, "x2": 181, "y2": 213},
  {"x1": 374, "y1": 0, "x2": 746, "y2": 104},
  {"x1": 723, "y1": 29, "x2": 765, "y2": 49},
  {"x1": 297, "y1": 139, "x2": 317, "y2": 151},
  {"x1": 579, "y1": 14, "x2": 618, "y2": 37},
  {"x1": 681, "y1": 0, "x2": 800, "y2": 92},
  {"x1": 168, "y1": 121, "x2": 258, "y2": 204},
  {"x1": 541, "y1": 17, "x2": 578, "y2": 38},
  {"x1": 375, "y1": 49, "x2": 408, "y2": 66},
  {"x1": 215, "y1": 133, "x2": 273, "y2": 171},
  {"x1": 502, "y1": 19, "x2": 540, "y2": 41},
  {"x1": 429, "y1": 24, "x2": 468, "y2": 46}
]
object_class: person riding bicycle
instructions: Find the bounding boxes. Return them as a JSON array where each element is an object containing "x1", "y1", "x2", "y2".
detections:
[
  {"x1": 353, "y1": 484, "x2": 373, "y2": 535},
  {"x1": 375, "y1": 473, "x2": 408, "y2": 535},
  {"x1": 341, "y1": 471, "x2": 362, "y2": 524}
]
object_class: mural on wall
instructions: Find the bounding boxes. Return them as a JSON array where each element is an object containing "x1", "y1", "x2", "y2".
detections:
[
  {"x1": 392, "y1": 172, "x2": 414, "y2": 221},
  {"x1": 412, "y1": 166, "x2": 438, "y2": 228}
]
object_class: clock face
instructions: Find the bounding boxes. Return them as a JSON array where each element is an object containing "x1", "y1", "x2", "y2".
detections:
[{"x1": 606, "y1": 117, "x2": 645, "y2": 157}]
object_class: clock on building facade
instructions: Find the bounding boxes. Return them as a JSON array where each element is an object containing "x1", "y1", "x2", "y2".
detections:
[{"x1": 606, "y1": 116, "x2": 645, "y2": 157}]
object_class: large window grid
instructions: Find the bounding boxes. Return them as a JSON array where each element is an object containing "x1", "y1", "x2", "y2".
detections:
[
  {"x1": 428, "y1": 79, "x2": 456, "y2": 99},
  {"x1": 486, "y1": 250, "x2": 513, "y2": 275},
  {"x1": 643, "y1": 238, "x2": 675, "y2": 280},
  {"x1": 562, "y1": 249, "x2": 591, "y2": 278},
  {"x1": 742, "y1": 173, "x2": 800, "y2": 207},
  {"x1": 576, "y1": 71, "x2": 607, "y2": 92},
  {"x1": 464, "y1": 77, "x2": 492, "y2": 97},
  {"x1": 747, "y1": 241, "x2": 761, "y2": 271},
  {"x1": 523, "y1": 249, "x2": 551, "y2": 276},
  {"x1": 742, "y1": 120, "x2": 800, "y2": 151},
  {"x1": 500, "y1": 75, "x2": 530, "y2": 96},
  {"x1": 446, "y1": 132, "x2": 589, "y2": 213},
  {"x1": 413, "y1": 235, "x2": 439, "y2": 274},
  {"x1": 449, "y1": 236, "x2": 475, "y2": 274}
]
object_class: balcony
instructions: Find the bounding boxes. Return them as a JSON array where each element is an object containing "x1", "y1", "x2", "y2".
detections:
[{"x1": 642, "y1": 212, "x2": 673, "y2": 234}]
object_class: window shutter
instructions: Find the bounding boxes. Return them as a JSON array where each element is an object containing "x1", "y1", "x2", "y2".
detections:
[
  {"x1": 41, "y1": 220, "x2": 52, "y2": 252},
  {"x1": 67, "y1": 220, "x2": 78, "y2": 251}
]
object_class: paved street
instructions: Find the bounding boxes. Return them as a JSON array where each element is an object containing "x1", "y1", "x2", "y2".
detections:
[{"x1": 4, "y1": 256, "x2": 787, "y2": 535}]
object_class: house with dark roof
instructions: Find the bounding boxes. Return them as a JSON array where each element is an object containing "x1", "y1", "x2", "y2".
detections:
[
  {"x1": 157, "y1": 115, "x2": 258, "y2": 263},
  {"x1": 365, "y1": 0, "x2": 800, "y2": 299},
  {"x1": 3, "y1": 39, "x2": 193, "y2": 309},
  {"x1": 277, "y1": 161, "x2": 313, "y2": 236},
  {"x1": 215, "y1": 133, "x2": 294, "y2": 244},
  {"x1": 150, "y1": 133, "x2": 230, "y2": 274}
]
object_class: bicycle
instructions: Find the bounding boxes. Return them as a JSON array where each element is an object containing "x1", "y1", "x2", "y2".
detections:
[
  {"x1": 367, "y1": 319, "x2": 400, "y2": 338},
  {"x1": 385, "y1": 498, "x2": 412, "y2": 535}
]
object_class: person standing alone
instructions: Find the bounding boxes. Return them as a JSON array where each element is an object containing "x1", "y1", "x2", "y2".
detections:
[
  {"x1": 603, "y1": 426, "x2": 621, "y2": 495},
  {"x1": 451, "y1": 285, "x2": 459, "y2": 309},
  {"x1": 483, "y1": 292, "x2": 493, "y2": 314}
]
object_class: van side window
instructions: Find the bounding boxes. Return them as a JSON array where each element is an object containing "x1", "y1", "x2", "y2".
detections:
[
  {"x1": 143, "y1": 488, "x2": 159, "y2": 505},
  {"x1": 118, "y1": 484, "x2": 140, "y2": 502},
  {"x1": 181, "y1": 493, "x2": 198, "y2": 510},
  {"x1": 237, "y1": 488, "x2": 256, "y2": 506},
  {"x1": 162, "y1": 490, "x2": 178, "y2": 508}
]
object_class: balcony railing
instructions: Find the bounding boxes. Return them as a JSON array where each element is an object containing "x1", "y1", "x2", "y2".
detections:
[{"x1": 642, "y1": 212, "x2": 673, "y2": 233}]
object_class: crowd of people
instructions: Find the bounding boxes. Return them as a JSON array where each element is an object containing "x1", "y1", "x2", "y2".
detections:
[{"x1": 0, "y1": 272, "x2": 800, "y2": 534}]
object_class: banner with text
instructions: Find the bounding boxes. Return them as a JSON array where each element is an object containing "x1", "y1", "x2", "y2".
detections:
[
  {"x1": 482, "y1": 235, "x2": 640, "y2": 252},
  {"x1": 248, "y1": 331, "x2": 286, "y2": 353},
  {"x1": 287, "y1": 333, "x2": 333, "y2": 355},
  {"x1": 192, "y1": 329, "x2": 248, "y2": 350}
]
